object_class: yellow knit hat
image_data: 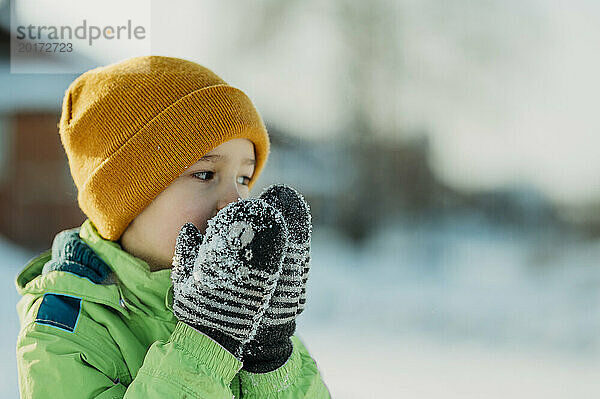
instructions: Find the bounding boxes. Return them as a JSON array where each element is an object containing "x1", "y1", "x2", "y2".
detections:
[{"x1": 58, "y1": 55, "x2": 270, "y2": 242}]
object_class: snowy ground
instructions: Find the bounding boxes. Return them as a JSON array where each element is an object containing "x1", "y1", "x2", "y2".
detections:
[
  {"x1": 1, "y1": 215, "x2": 599, "y2": 397},
  {"x1": 299, "y1": 216, "x2": 600, "y2": 398},
  {"x1": 299, "y1": 326, "x2": 599, "y2": 398}
]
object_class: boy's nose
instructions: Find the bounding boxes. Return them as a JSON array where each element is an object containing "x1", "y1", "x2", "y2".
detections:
[{"x1": 216, "y1": 184, "x2": 242, "y2": 212}]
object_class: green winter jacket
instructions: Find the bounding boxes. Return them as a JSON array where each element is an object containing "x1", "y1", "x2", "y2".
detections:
[{"x1": 15, "y1": 218, "x2": 331, "y2": 398}]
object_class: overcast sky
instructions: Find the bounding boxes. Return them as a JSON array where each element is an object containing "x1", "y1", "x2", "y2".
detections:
[{"x1": 9, "y1": 0, "x2": 600, "y2": 206}]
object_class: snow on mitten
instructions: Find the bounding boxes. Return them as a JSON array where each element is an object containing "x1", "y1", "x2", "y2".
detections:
[
  {"x1": 171, "y1": 198, "x2": 288, "y2": 360},
  {"x1": 241, "y1": 184, "x2": 312, "y2": 373}
]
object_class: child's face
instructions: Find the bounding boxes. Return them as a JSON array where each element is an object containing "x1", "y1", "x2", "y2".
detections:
[{"x1": 118, "y1": 138, "x2": 256, "y2": 271}]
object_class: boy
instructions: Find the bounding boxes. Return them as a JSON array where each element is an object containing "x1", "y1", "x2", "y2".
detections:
[{"x1": 15, "y1": 55, "x2": 331, "y2": 398}]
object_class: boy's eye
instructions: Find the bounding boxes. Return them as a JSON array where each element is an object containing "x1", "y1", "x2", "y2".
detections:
[
  {"x1": 237, "y1": 176, "x2": 251, "y2": 186},
  {"x1": 192, "y1": 172, "x2": 250, "y2": 185},
  {"x1": 192, "y1": 171, "x2": 214, "y2": 181}
]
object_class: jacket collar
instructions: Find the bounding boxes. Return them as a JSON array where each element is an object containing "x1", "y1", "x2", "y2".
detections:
[{"x1": 15, "y1": 219, "x2": 173, "y2": 319}]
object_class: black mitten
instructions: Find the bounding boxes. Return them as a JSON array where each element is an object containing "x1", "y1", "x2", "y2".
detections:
[
  {"x1": 242, "y1": 184, "x2": 312, "y2": 373},
  {"x1": 171, "y1": 198, "x2": 288, "y2": 360}
]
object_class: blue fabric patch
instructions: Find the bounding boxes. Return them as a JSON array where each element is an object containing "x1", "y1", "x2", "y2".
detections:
[{"x1": 35, "y1": 293, "x2": 82, "y2": 333}]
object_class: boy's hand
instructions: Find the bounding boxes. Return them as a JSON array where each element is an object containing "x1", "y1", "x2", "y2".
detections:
[
  {"x1": 242, "y1": 184, "x2": 312, "y2": 373},
  {"x1": 171, "y1": 199, "x2": 288, "y2": 360}
]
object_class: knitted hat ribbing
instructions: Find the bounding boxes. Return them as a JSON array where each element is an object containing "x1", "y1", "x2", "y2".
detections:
[{"x1": 58, "y1": 55, "x2": 270, "y2": 242}]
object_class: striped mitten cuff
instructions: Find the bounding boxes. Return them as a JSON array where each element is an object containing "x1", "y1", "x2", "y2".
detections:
[{"x1": 171, "y1": 199, "x2": 288, "y2": 360}]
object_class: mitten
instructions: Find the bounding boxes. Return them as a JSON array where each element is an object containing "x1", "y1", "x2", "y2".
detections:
[
  {"x1": 242, "y1": 184, "x2": 312, "y2": 373},
  {"x1": 171, "y1": 198, "x2": 288, "y2": 360}
]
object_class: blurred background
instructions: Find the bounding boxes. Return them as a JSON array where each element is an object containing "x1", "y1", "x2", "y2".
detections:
[{"x1": 1, "y1": 0, "x2": 600, "y2": 397}]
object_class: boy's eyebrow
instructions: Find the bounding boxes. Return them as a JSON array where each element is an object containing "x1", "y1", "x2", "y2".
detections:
[{"x1": 197, "y1": 154, "x2": 256, "y2": 166}]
